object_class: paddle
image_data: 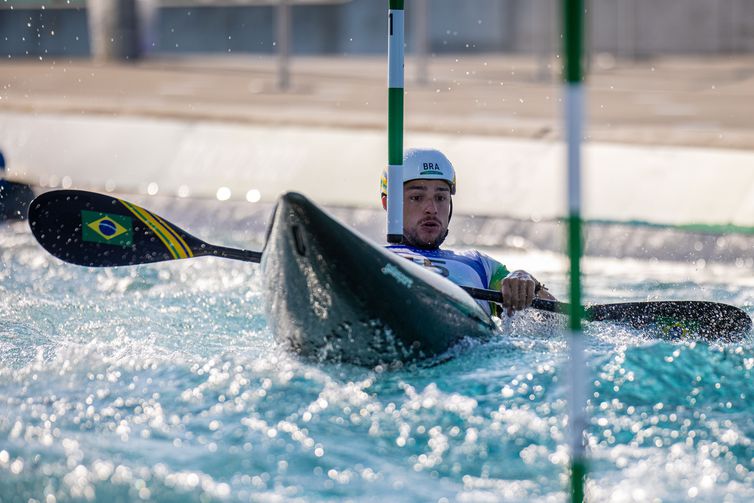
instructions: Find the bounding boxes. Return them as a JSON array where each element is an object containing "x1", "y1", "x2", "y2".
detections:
[
  {"x1": 28, "y1": 189, "x2": 262, "y2": 267},
  {"x1": 464, "y1": 287, "x2": 751, "y2": 341},
  {"x1": 28, "y1": 189, "x2": 752, "y2": 341}
]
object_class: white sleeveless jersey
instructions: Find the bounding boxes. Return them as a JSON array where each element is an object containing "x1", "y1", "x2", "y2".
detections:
[{"x1": 386, "y1": 244, "x2": 510, "y2": 315}]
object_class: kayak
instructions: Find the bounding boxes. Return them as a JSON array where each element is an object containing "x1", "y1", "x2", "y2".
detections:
[{"x1": 261, "y1": 192, "x2": 499, "y2": 366}]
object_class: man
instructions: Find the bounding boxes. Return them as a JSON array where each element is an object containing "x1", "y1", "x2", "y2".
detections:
[{"x1": 380, "y1": 148, "x2": 555, "y2": 316}]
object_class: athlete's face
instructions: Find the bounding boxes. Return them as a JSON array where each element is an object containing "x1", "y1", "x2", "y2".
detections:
[{"x1": 401, "y1": 180, "x2": 451, "y2": 249}]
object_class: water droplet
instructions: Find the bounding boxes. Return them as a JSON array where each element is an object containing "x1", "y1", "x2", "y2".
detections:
[
  {"x1": 216, "y1": 187, "x2": 231, "y2": 201},
  {"x1": 242, "y1": 189, "x2": 260, "y2": 204}
]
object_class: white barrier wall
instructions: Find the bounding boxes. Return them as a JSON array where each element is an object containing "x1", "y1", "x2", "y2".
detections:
[{"x1": 4, "y1": 112, "x2": 754, "y2": 230}]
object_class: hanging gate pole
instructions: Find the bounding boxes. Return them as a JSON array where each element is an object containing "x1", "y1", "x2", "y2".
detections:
[
  {"x1": 386, "y1": 0, "x2": 405, "y2": 243},
  {"x1": 563, "y1": 0, "x2": 588, "y2": 501}
]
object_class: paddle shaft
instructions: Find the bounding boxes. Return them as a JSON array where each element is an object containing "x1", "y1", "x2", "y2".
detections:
[
  {"x1": 197, "y1": 244, "x2": 564, "y2": 319},
  {"x1": 208, "y1": 245, "x2": 263, "y2": 263},
  {"x1": 461, "y1": 286, "x2": 567, "y2": 316},
  {"x1": 199, "y1": 247, "x2": 560, "y2": 314},
  {"x1": 199, "y1": 245, "x2": 564, "y2": 316}
]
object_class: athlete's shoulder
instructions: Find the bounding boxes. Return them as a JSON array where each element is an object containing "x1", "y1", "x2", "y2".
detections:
[
  {"x1": 470, "y1": 249, "x2": 501, "y2": 265},
  {"x1": 440, "y1": 247, "x2": 508, "y2": 276}
]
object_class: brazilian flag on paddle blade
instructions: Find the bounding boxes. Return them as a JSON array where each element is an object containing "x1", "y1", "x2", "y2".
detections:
[
  {"x1": 81, "y1": 210, "x2": 133, "y2": 246},
  {"x1": 655, "y1": 316, "x2": 701, "y2": 340}
]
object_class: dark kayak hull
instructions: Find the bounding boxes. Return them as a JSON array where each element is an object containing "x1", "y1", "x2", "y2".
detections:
[{"x1": 261, "y1": 192, "x2": 498, "y2": 366}]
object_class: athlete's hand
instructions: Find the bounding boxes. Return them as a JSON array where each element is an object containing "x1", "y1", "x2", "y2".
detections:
[{"x1": 501, "y1": 270, "x2": 536, "y2": 316}]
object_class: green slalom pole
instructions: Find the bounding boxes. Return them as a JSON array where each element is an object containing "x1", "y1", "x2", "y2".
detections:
[
  {"x1": 564, "y1": 0, "x2": 588, "y2": 501},
  {"x1": 386, "y1": 0, "x2": 405, "y2": 243}
]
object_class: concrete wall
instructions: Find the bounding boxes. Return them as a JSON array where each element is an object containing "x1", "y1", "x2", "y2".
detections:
[
  {"x1": 591, "y1": 0, "x2": 754, "y2": 56},
  {"x1": 0, "y1": 0, "x2": 753, "y2": 58}
]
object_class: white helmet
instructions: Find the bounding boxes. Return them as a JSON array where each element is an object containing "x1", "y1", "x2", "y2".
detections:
[{"x1": 380, "y1": 148, "x2": 457, "y2": 198}]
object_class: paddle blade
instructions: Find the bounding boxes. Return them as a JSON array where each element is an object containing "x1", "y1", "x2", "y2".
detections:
[
  {"x1": 586, "y1": 301, "x2": 752, "y2": 341},
  {"x1": 464, "y1": 288, "x2": 751, "y2": 342},
  {"x1": 28, "y1": 190, "x2": 207, "y2": 267}
]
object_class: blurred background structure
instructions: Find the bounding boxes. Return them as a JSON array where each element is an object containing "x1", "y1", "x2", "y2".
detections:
[{"x1": 1, "y1": 0, "x2": 753, "y2": 60}]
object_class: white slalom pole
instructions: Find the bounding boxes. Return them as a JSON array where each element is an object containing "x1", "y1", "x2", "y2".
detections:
[{"x1": 386, "y1": 0, "x2": 405, "y2": 244}]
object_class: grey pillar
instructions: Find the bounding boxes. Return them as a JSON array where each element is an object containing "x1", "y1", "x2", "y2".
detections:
[
  {"x1": 534, "y1": 0, "x2": 552, "y2": 81},
  {"x1": 136, "y1": 0, "x2": 159, "y2": 56},
  {"x1": 87, "y1": 0, "x2": 112, "y2": 62},
  {"x1": 617, "y1": 0, "x2": 638, "y2": 59},
  {"x1": 413, "y1": 0, "x2": 429, "y2": 85},
  {"x1": 276, "y1": 0, "x2": 291, "y2": 91},
  {"x1": 87, "y1": 0, "x2": 141, "y2": 62},
  {"x1": 583, "y1": 0, "x2": 592, "y2": 73}
]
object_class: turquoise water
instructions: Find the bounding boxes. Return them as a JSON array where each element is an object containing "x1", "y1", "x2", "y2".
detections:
[{"x1": 2, "y1": 212, "x2": 754, "y2": 502}]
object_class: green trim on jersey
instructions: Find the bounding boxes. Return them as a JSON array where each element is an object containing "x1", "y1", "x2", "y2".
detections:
[{"x1": 488, "y1": 263, "x2": 510, "y2": 317}]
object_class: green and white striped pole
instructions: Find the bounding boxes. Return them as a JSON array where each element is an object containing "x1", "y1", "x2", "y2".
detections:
[
  {"x1": 386, "y1": 0, "x2": 405, "y2": 244},
  {"x1": 564, "y1": 0, "x2": 588, "y2": 501}
]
